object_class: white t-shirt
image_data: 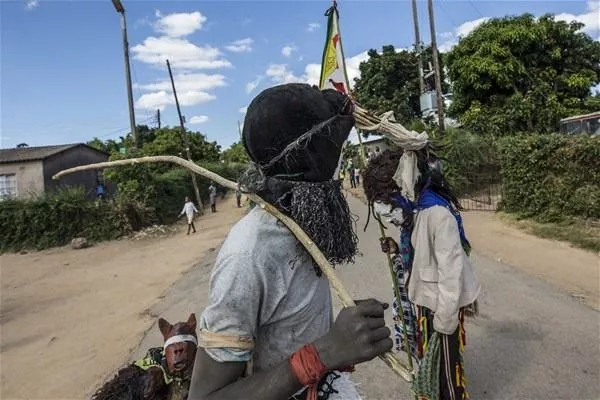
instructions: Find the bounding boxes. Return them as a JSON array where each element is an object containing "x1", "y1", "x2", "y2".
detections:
[
  {"x1": 181, "y1": 201, "x2": 198, "y2": 217},
  {"x1": 200, "y1": 207, "x2": 333, "y2": 371}
]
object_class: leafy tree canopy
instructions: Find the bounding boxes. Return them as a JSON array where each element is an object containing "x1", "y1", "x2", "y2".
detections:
[
  {"x1": 353, "y1": 45, "x2": 449, "y2": 128},
  {"x1": 446, "y1": 14, "x2": 600, "y2": 135},
  {"x1": 88, "y1": 125, "x2": 220, "y2": 162},
  {"x1": 222, "y1": 141, "x2": 249, "y2": 164}
]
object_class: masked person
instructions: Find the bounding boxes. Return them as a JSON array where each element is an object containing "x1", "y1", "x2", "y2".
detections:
[
  {"x1": 363, "y1": 149, "x2": 480, "y2": 400},
  {"x1": 189, "y1": 84, "x2": 393, "y2": 400}
]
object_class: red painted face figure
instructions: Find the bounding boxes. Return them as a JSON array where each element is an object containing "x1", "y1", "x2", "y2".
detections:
[{"x1": 158, "y1": 314, "x2": 198, "y2": 376}]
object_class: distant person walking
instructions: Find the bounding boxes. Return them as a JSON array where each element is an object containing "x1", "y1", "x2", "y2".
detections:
[
  {"x1": 96, "y1": 179, "x2": 105, "y2": 200},
  {"x1": 349, "y1": 165, "x2": 356, "y2": 188},
  {"x1": 354, "y1": 167, "x2": 361, "y2": 186},
  {"x1": 179, "y1": 196, "x2": 198, "y2": 235},
  {"x1": 235, "y1": 186, "x2": 242, "y2": 208},
  {"x1": 209, "y1": 183, "x2": 217, "y2": 213}
]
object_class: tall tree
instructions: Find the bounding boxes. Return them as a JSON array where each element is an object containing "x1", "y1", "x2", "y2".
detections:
[
  {"x1": 446, "y1": 14, "x2": 600, "y2": 135},
  {"x1": 222, "y1": 141, "x2": 249, "y2": 164},
  {"x1": 353, "y1": 45, "x2": 448, "y2": 127}
]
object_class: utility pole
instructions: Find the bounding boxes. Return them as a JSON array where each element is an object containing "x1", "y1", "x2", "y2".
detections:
[
  {"x1": 156, "y1": 109, "x2": 161, "y2": 129},
  {"x1": 237, "y1": 120, "x2": 243, "y2": 140},
  {"x1": 111, "y1": 0, "x2": 137, "y2": 148},
  {"x1": 427, "y1": 0, "x2": 445, "y2": 133},
  {"x1": 166, "y1": 59, "x2": 204, "y2": 214},
  {"x1": 411, "y1": 0, "x2": 425, "y2": 94}
]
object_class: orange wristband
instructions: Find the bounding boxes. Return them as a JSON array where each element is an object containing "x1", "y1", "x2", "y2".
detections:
[{"x1": 289, "y1": 344, "x2": 327, "y2": 400}]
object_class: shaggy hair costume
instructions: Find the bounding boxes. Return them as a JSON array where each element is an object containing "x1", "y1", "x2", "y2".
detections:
[{"x1": 240, "y1": 84, "x2": 358, "y2": 271}]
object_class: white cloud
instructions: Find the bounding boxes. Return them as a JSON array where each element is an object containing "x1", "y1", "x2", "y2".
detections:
[
  {"x1": 438, "y1": 17, "x2": 490, "y2": 52},
  {"x1": 226, "y1": 38, "x2": 254, "y2": 53},
  {"x1": 132, "y1": 36, "x2": 232, "y2": 70},
  {"x1": 456, "y1": 17, "x2": 490, "y2": 37},
  {"x1": 132, "y1": 11, "x2": 227, "y2": 112},
  {"x1": 281, "y1": 45, "x2": 298, "y2": 57},
  {"x1": 265, "y1": 64, "x2": 305, "y2": 84},
  {"x1": 304, "y1": 64, "x2": 321, "y2": 86},
  {"x1": 239, "y1": 106, "x2": 248, "y2": 114},
  {"x1": 178, "y1": 91, "x2": 216, "y2": 106},
  {"x1": 134, "y1": 73, "x2": 226, "y2": 92},
  {"x1": 267, "y1": 51, "x2": 369, "y2": 89},
  {"x1": 135, "y1": 91, "x2": 172, "y2": 111},
  {"x1": 189, "y1": 115, "x2": 209, "y2": 124},
  {"x1": 307, "y1": 23, "x2": 321, "y2": 32},
  {"x1": 242, "y1": 18, "x2": 253, "y2": 26},
  {"x1": 154, "y1": 11, "x2": 206, "y2": 37},
  {"x1": 135, "y1": 90, "x2": 216, "y2": 111},
  {"x1": 345, "y1": 51, "x2": 369, "y2": 87},
  {"x1": 246, "y1": 76, "x2": 263, "y2": 94},
  {"x1": 556, "y1": 0, "x2": 600, "y2": 35},
  {"x1": 25, "y1": 0, "x2": 39, "y2": 10}
]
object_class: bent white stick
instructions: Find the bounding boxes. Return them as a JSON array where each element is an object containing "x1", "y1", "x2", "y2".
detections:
[{"x1": 53, "y1": 155, "x2": 413, "y2": 382}]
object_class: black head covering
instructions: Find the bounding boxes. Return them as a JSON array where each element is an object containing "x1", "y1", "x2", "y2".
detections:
[{"x1": 242, "y1": 83, "x2": 354, "y2": 182}]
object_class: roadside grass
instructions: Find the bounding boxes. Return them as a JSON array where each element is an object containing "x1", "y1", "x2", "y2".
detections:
[{"x1": 499, "y1": 213, "x2": 600, "y2": 253}]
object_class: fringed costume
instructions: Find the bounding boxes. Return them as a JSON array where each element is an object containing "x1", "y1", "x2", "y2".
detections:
[{"x1": 364, "y1": 147, "x2": 481, "y2": 400}]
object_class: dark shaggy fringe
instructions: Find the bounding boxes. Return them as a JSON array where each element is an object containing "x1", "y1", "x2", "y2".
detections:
[{"x1": 91, "y1": 365, "x2": 167, "y2": 400}]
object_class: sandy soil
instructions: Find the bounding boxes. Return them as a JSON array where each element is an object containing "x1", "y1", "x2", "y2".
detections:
[
  {"x1": 345, "y1": 186, "x2": 600, "y2": 310},
  {"x1": 0, "y1": 196, "x2": 246, "y2": 400},
  {"x1": 2, "y1": 186, "x2": 598, "y2": 399},
  {"x1": 462, "y1": 211, "x2": 600, "y2": 310}
]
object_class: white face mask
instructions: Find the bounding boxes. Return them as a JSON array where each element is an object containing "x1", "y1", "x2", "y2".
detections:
[{"x1": 373, "y1": 201, "x2": 405, "y2": 226}]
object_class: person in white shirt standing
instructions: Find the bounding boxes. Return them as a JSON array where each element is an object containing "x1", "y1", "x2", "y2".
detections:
[{"x1": 179, "y1": 196, "x2": 199, "y2": 235}]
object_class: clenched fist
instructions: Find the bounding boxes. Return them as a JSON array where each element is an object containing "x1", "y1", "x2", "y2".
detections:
[{"x1": 314, "y1": 299, "x2": 393, "y2": 370}]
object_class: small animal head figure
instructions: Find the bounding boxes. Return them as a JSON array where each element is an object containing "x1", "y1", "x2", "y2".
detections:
[{"x1": 159, "y1": 314, "x2": 197, "y2": 377}]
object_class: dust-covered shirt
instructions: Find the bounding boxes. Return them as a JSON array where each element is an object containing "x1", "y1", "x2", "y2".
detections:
[{"x1": 200, "y1": 206, "x2": 333, "y2": 372}]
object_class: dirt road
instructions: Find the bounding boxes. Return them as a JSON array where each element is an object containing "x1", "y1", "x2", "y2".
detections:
[
  {"x1": 132, "y1": 195, "x2": 599, "y2": 399},
  {"x1": 0, "y1": 197, "x2": 246, "y2": 399},
  {"x1": 2, "y1": 191, "x2": 598, "y2": 399},
  {"x1": 337, "y1": 195, "x2": 599, "y2": 399},
  {"x1": 346, "y1": 187, "x2": 600, "y2": 310}
]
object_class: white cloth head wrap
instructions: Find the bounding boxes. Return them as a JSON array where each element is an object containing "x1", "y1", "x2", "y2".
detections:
[{"x1": 355, "y1": 110, "x2": 429, "y2": 201}]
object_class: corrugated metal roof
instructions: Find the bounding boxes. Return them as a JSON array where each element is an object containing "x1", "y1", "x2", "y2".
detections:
[{"x1": 0, "y1": 144, "x2": 105, "y2": 164}]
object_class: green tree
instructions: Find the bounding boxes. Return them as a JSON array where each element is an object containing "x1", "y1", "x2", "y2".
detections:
[
  {"x1": 446, "y1": 14, "x2": 600, "y2": 135},
  {"x1": 88, "y1": 138, "x2": 120, "y2": 154},
  {"x1": 222, "y1": 141, "x2": 249, "y2": 164},
  {"x1": 353, "y1": 45, "x2": 449, "y2": 129},
  {"x1": 354, "y1": 46, "x2": 421, "y2": 126},
  {"x1": 139, "y1": 127, "x2": 220, "y2": 161}
]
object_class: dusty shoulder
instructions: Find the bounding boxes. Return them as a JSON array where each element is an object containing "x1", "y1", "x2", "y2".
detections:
[{"x1": 216, "y1": 207, "x2": 300, "y2": 266}]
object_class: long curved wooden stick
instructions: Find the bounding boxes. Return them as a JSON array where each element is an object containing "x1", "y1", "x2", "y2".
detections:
[
  {"x1": 377, "y1": 219, "x2": 418, "y2": 399},
  {"x1": 53, "y1": 155, "x2": 413, "y2": 382}
]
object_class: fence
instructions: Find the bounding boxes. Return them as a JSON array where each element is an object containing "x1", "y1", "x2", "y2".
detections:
[{"x1": 458, "y1": 173, "x2": 502, "y2": 211}]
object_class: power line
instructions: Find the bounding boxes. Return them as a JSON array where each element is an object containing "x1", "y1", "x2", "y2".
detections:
[
  {"x1": 437, "y1": 0, "x2": 459, "y2": 28},
  {"x1": 96, "y1": 115, "x2": 155, "y2": 139},
  {"x1": 468, "y1": 0, "x2": 485, "y2": 19}
]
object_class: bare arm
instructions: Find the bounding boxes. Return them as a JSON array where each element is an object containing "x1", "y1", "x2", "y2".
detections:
[
  {"x1": 188, "y1": 349, "x2": 303, "y2": 400},
  {"x1": 189, "y1": 300, "x2": 392, "y2": 400}
]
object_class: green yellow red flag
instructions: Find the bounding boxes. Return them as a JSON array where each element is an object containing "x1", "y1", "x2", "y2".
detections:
[{"x1": 319, "y1": 1, "x2": 350, "y2": 94}]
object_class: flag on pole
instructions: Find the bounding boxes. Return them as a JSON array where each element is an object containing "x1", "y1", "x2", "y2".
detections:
[{"x1": 319, "y1": 1, "x2": 350, "y2": 94}]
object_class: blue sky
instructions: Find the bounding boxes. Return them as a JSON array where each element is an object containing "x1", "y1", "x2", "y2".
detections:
[{"x1": 1, "y1": 0, "x2": 598, "y2": 149}]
